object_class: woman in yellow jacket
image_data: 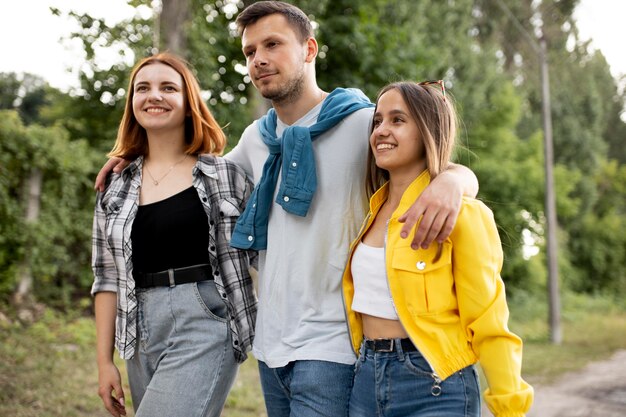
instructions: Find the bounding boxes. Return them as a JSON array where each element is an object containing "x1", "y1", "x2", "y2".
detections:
[{"x1": 342, "y1": 81, "x2": 533, "y2": 417}]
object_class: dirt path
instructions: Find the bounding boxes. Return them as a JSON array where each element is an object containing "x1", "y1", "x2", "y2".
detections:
[{"x1": 482, "y1": 349, "x2": 626, "y2": 416}]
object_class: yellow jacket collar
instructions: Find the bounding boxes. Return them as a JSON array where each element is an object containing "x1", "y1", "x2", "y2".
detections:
[{"x1": 369, "y1": 170, "x2": 431, "y2": 217}]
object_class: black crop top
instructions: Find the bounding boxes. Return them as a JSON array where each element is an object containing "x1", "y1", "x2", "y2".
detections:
[{"x1": 131, "y1": 186, "x2": 211, "y2": 273}]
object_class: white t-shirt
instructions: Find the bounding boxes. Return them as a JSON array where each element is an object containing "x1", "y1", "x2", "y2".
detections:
[{"x1": 226, "y1": 101, "x2": 373, "y2": 367}]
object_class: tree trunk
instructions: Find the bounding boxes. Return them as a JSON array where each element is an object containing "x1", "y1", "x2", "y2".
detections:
[
  {"x1": 160, "y1": 0, "x2": 191, "y2": 56},
  {"x1": 13, "y1": 168, "x2": 42, "y2": 306},
  {"x1": 236, "y1": 0, "x2": 271, "y2": 117}
]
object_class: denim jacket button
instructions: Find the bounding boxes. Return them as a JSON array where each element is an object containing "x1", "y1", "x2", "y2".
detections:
[
  {"x1": 283, "y1": 196, "x2": 290, "y2": 202},
  {"x1": 247, "y1": 235, "x2": 254, "y2": 241}
]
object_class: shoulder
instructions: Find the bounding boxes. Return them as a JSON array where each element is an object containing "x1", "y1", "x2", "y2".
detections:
[
  {"x1": 452, "y1": 197, "x2": 499, "y2": 242},
  {"x1": 459, "y1": 197, "x2": 495, "y2": 221},
  {"x1": 344, "y1": 106, "x2": 374, "y2": 123},
  {"x1": 325, "y1": 106, "x2": 373, "y2": 144},
  {"x1": 229, "y1": 120, "x2": 263, "y2": 154},
  {"x1": 99, "y1": 159, "x2": 140, "y2": 203},
  {"x1": 240, "y1": 120, "x2": 261, "y2": 140}
]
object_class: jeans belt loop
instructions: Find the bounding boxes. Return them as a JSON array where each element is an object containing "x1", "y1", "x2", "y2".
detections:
[{"x1": 168, "y1": 268, "x2": 175, "y2": 287}]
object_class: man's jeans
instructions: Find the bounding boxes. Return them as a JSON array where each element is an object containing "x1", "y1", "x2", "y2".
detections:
[
  {"x1": 258, "y1": 359, "x2": 354, "y2": 417},
  {"x1": 349, "y1": 339, "x2": 480, "y2": 417},
  {"x1": 126, "y1": 281, "x2": 238, "y2": 417}
]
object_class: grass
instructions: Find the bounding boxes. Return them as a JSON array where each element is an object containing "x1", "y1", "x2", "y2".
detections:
[
  {"x1": 0, "y1": 309, "x2": 111, "y2": 417},
  {"x1": 1, "y1": 292, "x2": 625, "y2": 416},
  {"x1": 508, "y1": 291, "x2": 626, "y2": 385}
]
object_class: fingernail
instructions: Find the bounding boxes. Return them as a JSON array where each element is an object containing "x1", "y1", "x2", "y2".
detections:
[
  {"x1": 421, "y1": 243, "x2": 429, "y2": 249},
  {"x1": 400, "y1": 232, "x2": 407, "y2": 238},
  {"x1": 411, "y1": 243, "x2": 418, "y2": 250}
]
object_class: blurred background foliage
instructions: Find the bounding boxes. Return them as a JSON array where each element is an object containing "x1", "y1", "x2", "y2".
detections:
[{"x1": 1, "y1": 0, "x2": 625, "y2": 313}]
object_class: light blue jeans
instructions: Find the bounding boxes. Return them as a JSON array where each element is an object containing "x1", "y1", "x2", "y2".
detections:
[
  {"x1": 258, "y1": 359, "x2": 354, "y2": 417},
  {"x1": 349, "y1": 339, "x2": 480, "y2": 417},
  {"x1": 126, "y1": 280, "x2": 238, "y2": 417}
]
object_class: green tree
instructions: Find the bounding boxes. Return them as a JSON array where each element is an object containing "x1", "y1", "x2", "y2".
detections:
[
  {"x1": 37, "y1": 0, "x2": 625, "y2": 302},
  {"x1": 0, "y1": 72, "x2": 51, "y2": 126},
  {"x1": 0, "y1": 110, "x2": 100, "y2": 307},
  {"x1": 566, "y1": 160, "x2": 626, "y2": 295}
]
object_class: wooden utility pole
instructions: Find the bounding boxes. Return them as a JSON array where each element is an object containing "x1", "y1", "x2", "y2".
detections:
[
  {"x1": 494, "y1": 0, "x2": 561, "y2": 344},
  {"x1": 539, "y1": 37, "x2": 562, "y2": 344}
]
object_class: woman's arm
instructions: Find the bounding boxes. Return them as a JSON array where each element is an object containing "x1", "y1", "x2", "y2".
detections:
[
  {"x1": 95, "y1": 292, "x2": 126, "y2": 417},
  {"x1": 91, "y1": 191, "x2": 126, "y2": 416},
  {"x1": 452, "y1": 199, "x2": 533, "y2": 417}
]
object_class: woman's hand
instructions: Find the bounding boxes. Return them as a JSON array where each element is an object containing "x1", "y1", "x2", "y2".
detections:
[{"x1": 98, "y1": 361, "x2": 126, "y2": 417}]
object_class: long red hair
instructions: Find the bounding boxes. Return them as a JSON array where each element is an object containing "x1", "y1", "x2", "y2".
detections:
[{"x1": 108, "y1": 52, "x2": 226, "y2": 159}]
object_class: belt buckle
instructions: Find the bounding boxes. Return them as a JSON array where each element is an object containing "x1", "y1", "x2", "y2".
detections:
[
  {"x1": 377, "y1": 339, "x2": 394, "y2": 352},
  {"x1": 168, "y1": 269, "x2": 175, "y2": 287}
]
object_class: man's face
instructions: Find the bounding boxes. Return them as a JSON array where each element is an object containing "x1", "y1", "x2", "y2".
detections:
[{"x1": 241, "y1": 14, "x2": 308, "y2": 104}]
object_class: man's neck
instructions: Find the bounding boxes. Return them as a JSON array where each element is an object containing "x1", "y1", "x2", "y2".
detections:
[{"x1": 273, "y1": 87, "x2": 328, "y2": 125}]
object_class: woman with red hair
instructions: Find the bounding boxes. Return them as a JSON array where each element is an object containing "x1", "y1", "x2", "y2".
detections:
[{"x1": 91, "y1": 53, "x2": 256, "y2": 417}]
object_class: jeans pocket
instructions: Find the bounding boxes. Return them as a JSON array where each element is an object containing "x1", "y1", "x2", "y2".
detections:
[
  {"x1": 435, "y1": 365, "x2": 480, "y2": 414},
  {"x1": 135, "y1": 289, "x2": 149, "y2": 345},
  {"x1": 403, "y1": 351, "x2": 435, "y2": 377},
  {"x1": 194, "y1": 281, "x2": 228, "y2": 322}
]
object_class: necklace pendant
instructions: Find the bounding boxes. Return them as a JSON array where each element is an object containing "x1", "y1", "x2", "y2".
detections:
[{"x1": 153, "y1": 180, "x2": 159, "y2": 186}]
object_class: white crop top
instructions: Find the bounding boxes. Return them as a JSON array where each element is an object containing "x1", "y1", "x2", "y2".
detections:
[{"x1": 351, "y1": 241, "x2": 399, "y2": 320}]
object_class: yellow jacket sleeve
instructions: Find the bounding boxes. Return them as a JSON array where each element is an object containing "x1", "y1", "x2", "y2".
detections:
[{"x1": 451, "y1": 198, "x2": 534, "y2": 417}]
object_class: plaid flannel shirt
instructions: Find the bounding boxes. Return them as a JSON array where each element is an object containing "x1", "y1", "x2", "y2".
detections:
[{"x1": 91, "y1": 154, "x2": 257, "y2": 363}]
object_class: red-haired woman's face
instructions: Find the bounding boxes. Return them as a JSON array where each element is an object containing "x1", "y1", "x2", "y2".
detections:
[{"x1": 132, "y1": 63, "x2": 186, "y2": 136}]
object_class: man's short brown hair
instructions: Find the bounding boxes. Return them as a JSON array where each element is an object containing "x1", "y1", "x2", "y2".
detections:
[{"x1": 235, "y1": 1, "x2": 313, "y2": 42}]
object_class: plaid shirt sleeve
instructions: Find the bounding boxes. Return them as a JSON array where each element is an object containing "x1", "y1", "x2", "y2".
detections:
[
  {"x1": 199, "y1": 156, "x2": 258, "y2": 363},
  {"x1": 91, "y1": 191, "x2": 119, "y2": 295}
]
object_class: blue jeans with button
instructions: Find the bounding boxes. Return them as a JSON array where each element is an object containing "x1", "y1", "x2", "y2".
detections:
[
  {"x1": 349, "y1": 339, "x2": 481, "y2": 417},
  {"x1": 126, "y1": 280, "x2": 238, "y2": 417}
]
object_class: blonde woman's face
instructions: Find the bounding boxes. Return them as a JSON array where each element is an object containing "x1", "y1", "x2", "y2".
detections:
[{"x1": 370, "y1": 89, "x2": 426, "y2": 176}]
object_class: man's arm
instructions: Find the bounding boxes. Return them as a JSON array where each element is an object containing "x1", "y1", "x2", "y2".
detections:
[{"x1": 398, "y1": 163, "x2": 478, "y2": 249}]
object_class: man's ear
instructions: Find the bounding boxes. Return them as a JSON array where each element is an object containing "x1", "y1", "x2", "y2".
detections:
[{"x1": 305, "y1": 37, "x2": 318, "y2": 63}]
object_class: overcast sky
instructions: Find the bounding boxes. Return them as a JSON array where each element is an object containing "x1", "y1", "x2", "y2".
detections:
[{"x1": 0, "y1": 0, "x2": 624, "y2": 91}]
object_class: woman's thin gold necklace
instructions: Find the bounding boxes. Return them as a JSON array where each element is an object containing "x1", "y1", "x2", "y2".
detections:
[{"x1": 144, "y1": 153, "x2": 188, "y2": 186}]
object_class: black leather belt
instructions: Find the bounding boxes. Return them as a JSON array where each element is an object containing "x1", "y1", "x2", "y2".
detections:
[
  {"x1": 364, "y1": 338, "x2": 417, "y2": 352},
  {"x1": 134, "y1": 264, "x2": 213, "y2": 288}
]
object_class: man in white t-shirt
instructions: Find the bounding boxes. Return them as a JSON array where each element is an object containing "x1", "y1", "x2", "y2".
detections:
[{"x1": 229, "y1": 2, "x2": 479, "y2": 417}]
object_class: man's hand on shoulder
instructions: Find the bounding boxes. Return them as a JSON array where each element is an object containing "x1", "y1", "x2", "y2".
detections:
[
  {"x1": 94, "y1": 157, "x2": 128, "y2": 192},
  {"x1": 398, "y1": 164, "x2": 478, "y2": 249}
]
